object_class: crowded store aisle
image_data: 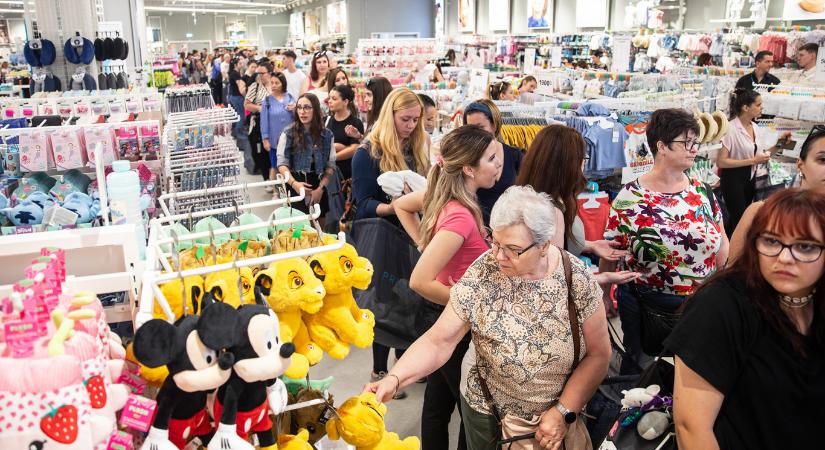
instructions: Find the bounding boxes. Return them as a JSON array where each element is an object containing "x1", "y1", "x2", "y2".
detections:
[{"x1": 242, "y1": 171, "x2": 462, "y2": 448}]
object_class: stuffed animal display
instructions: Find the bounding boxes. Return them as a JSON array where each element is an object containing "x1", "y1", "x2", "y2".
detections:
[
  {"x1": 304, "y1": 236, "x2": 375, "y2": 360},
  {"x1": 326, "y1": 392, "x2": 420, "y2": 450}
]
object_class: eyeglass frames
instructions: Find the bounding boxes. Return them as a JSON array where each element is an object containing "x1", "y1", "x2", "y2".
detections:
[
  {"x1": 755, "y1": 235, "x2": 824, "y2": 263},
  {"x1": 483, "y1": 227, "x2": 537, "y2": 260}
]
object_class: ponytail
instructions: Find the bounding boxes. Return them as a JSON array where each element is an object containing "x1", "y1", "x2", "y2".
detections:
[{"x1": 730, "y1": 88, "x2": 761, "y2": 120}]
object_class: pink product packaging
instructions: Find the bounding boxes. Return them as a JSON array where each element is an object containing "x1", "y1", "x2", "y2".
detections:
[
  {"x1": 116, "y1": 126, "x2": 140, "y2": 161},
  {"x1": 75, "y1": 101, "x2": 91, "y2": 116},
  {"x1": 40, "y1": 247, "x2": 66, "y2": 281},
  {"x1": 83, "y1": 127, "x2": 117, "y2": 167},
  {"x1": 18, "y1": 130, "x2": 51, "y2": 172},
  {"x1": 138, "y1": 124, "x2": 160, "y2": 158},
  {"x1": 3, "y1": 106, "x2": 17, "y2": 118},
  {"x1": 106, "y1": 430, "x2": 133, "y2": 450},
  {"x1": 39, "y1": 103, "x2": 56, "y2": 116},
  {"x1": 3, "y1": 318, "x2": 38, "y2": 357},
  {"x1": 50, "y1": 129, "x2": 86, "y2": 170},
  {"x1": 119, "y1": 394, "x2": 157, "y2": 432}
]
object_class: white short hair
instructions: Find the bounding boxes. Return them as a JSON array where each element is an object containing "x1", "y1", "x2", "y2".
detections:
[{"x1": 489, "y1": 185, "x2": 557, "y2": 245}]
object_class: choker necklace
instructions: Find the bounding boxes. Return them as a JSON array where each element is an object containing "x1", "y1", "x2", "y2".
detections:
[{"x1": 780, "y1": 292, "x2": 814, "y2": 308}]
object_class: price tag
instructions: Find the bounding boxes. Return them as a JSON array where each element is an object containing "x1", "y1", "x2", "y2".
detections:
[
  {"x1": 534, "y1": 70, "x2": 554, "y2": 96},
  {"x1": 468, "y1": 68, "x2": 490, "y2": 100}
]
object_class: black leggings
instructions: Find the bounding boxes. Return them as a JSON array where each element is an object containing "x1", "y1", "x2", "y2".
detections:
[
  {"x1": 372, "y1": 343, "x2": 405, "y2": 373},
  {"x1": 421, "y1": 339, "x2": 469, "y2": 450},
  {"x1": 249, "y1": 125, "x2": 270, "y2": 182},
  {"x1": 720, "y1": 166, "x2": 754, "y2": 237}
]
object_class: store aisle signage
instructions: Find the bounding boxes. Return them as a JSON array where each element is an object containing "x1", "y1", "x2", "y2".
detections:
[
  {"x1": 612, "y1": 36, "x2": 632, "y2": 72},
  {"x1": 468, "y1": 68, "x2": 490, "y2": 100},
  {"x1": 551, "y1": 47, "x2": 562, "y2": 68},
  {"x1": 535, "y1": 69, "x2": 553, "y2": 96},
  {"x1": 524, "y1": 48, "x2": 536, "y2": 75}
]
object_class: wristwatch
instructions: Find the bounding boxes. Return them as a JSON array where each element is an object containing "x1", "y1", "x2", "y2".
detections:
[{"x1": 554, "y1": 401, "x2": 577, "y2": 424}]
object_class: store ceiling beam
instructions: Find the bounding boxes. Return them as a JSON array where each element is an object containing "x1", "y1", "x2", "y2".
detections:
[{"x1": 145, "y1": 5, "x2": 266, "y2": 14}]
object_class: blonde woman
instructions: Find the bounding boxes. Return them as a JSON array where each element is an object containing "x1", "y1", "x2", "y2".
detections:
[
  {"x1": 351, "y1": 87, "x2": 430, "y2": 398},
  {"x1": 393, "y1": 125, "x2": 502, "y2": 449}
]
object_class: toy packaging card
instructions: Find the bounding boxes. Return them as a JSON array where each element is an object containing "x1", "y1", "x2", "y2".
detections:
[
  {"x1": 83, "y1": 127, "x2": 117, "y2": 167},
  {"x1": 39, "y1": 103, "x2": 55, "y2": 116},
  {"x1": 138, "y1": 123, "x2": 160, "y2": 160},
  {"x1": 108, "y1": 99, "x2": 126, "y2": 116},
  {"x1": 18, "y1": 130, "x2": 51, "y2": 172},
  {"x1": 115, "y1": 126, "x2": 140, "y2": 161},
  {"x1": 50, "y1": 129, "x2": 86, "y2": 170}
]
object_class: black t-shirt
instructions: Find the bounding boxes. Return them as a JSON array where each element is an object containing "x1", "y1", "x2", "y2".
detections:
[
  {"x1": 477, "y1": 143, "x2": 524, "y2": 226},
  {"x1": 242, "y1": 73, "x2": 256, "y2": 88},
  {"x1": 326, "y1": 113, "x2": 365, "y2": 180},
  {"x1": 665, "y1": 277, "x2": 825, "y2": 450},
  {"x1": 735, "y1": 71, "x2": 781, "y2": 92},
  {"x1": 228, "y1": 70, "x2": 243, "y2": 97}
]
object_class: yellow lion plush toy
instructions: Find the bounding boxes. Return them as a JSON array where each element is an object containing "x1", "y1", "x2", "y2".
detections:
[
  {"x1": 204, "y1": 266, "x2": 256, "y2": 309},
  {"x1": 326, "y1": 393, "x2": 420, "y2": 450},
  {"x1": 304, "y1": 236, "x2": 375, "y2": 360},
  {"x1": 152, "y1": 275, "x2": 204, "y2": 321},
  {"x1": 254, "y1": 257, "x2": 326, "y2": 379},
  {"x1": 277, "y1": 429, "x2": 314, "y2": 450}
]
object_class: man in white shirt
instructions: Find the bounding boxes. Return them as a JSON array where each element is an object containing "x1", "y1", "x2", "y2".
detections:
[
  {"x1": 281, "y1": 50, "x2": 307, "y2": 100},
  {"x1": 787, "y1": 43, "x2": 818, "y2": 85}
]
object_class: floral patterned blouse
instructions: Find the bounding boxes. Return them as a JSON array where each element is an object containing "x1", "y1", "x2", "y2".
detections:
[
  {"x1": 604, "y1": 178, "x2": 723, "y2": 296},
  {"x1": 451, "y1": 249, "x2": 602, "y2": 419}
]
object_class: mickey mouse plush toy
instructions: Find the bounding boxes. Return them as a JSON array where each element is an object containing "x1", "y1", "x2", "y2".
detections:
[
  {"x1": 209, "y1": 288, "x2": 294, "y2": 450},
  {"x1": 134, "y1": 296, "x2": 239, "y2": 450}
]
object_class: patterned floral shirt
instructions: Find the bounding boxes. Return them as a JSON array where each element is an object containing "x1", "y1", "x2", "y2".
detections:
[
  {"x1": 604, "y1": 178, "x2": 723, "y2": 295},
  {"x1": 451, "y1": 249, "x2": 602, "y2": 419}
]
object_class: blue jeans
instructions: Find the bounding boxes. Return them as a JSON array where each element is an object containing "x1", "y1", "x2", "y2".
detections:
[
  {"x1": 228, "y1": 94, "x2": 245, "y2": 136},
  {"x1": 616, "y1": 283, "x2": 686, "y2": 374}
]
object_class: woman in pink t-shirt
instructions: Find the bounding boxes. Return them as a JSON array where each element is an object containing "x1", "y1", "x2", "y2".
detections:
[{"x1": 394, "y1": 124, "x2": 502, "y2": 448}]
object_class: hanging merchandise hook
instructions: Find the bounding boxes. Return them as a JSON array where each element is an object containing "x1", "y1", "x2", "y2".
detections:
[
  {"x1": 208, "y1": 223, "x2": 217, "y2": 266},
  {"x1": 233, "y1": 250, "x2": 244, "y2": 303},
  {"x1": 169, "y1": 228, "x2": 188, "y2": 316}
]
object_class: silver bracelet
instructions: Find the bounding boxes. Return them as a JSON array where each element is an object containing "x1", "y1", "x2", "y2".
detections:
[{"x1": 388, "y1": 374, "x2": 401, "y2": 396}]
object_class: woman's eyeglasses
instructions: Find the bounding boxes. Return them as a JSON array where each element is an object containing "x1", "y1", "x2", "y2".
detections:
[
  {"x1": 484, "y1": 227, "x2": 536, "y2": 260},
  {"x1": 755, "y1": 235, "x2": 824, "y2": 263},
  {"x1": 669, "y1": 139, "x2": 699, "y2": 151},
  {"x1": 295, "y1": 105, "x2": 314, "y2": 112}
]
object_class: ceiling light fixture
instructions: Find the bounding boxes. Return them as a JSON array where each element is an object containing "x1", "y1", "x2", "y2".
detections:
[
  {"x1": 0, "y1": 8, "x2": 22, "y2": 12},
  {"x1": 145, "y1": 5, "x2": 265, "y2": 14},
  {"x1": 165, "y1": 0, "x2": 284, "y2": 8},
  {"x1": 0, "y1": 1, "x2": 22, "y2": 5}
]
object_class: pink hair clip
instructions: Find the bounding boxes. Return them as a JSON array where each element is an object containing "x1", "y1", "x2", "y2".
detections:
[{"x1": 435, "y1": 154, "x2": 444, "y2": 167}]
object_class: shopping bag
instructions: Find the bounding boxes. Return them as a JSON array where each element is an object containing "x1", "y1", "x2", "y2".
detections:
[{"x1": 349, "y1": 218, "x2": 422, "y2": 349}]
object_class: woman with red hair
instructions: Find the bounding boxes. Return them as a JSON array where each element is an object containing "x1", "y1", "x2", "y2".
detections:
[{"x1": 666, "y1": 188, "x2": 825, "y2": 449}]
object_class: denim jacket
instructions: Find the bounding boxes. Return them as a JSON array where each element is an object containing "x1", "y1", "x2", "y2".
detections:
[{"x1": 278, "y1": 126, "x2": 335, "y2": 174}]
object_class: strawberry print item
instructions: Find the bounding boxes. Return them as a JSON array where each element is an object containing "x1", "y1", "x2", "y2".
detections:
[
  {"x1": 40, "y1": 404, "x2": 79, "y2": 443},
  {"x1": 85, "y1": 376, "x2": 107, "y2": 409},
  {"x1": 604, "y1": 178, "x2": 723, "y2": 295}
]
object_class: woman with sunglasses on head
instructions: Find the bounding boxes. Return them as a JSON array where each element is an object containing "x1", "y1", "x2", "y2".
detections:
[
  {"x1": 276, "y1": 93, "x2": 335, "y2": 225},
  {"x1": 301, "y1": 51, "x2": 330, "y2": 96},
  {"x1": 730, "y1": 126, "x2": 825, "y2": 262},
  {"x1": 489, "y1": 81, "x2": 516, "y2": 101},
  {"x1": 351, "y1": 88, "x2": 430, "y2": 400},
  {"x1": 394, "y1": 125, "x2": 502, "y2": 450},
  {"x1": 600, "y1": 109, "x2": 729, "y2": 373},
  {"x1": 366, "y1": 185, "x2": 611, "y2": 450},
  {"x1": 718, "y1": 89, "x2": 792, "y2": 235},
  {"x1": 666, "y1": 188, "x2": 825, "y2": 450}
]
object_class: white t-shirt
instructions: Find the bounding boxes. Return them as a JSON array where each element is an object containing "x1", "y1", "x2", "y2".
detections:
[{"x1": 283, "y1": 68, "x2": 307, "y2": 99}]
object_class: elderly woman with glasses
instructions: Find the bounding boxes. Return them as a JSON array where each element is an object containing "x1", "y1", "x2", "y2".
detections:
[
  {"x1": 666, "y1": 188, "x2": 825, "y2": 449},
  {"x1": 366, "y1": 185, "x2": 611, "y2": 450},
  {"x1": 600, "y1": 108, "x2": 729, "y2": 372}
]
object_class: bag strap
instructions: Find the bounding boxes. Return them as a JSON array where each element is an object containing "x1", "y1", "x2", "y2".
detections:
[{"x1": 560, "y1": 248, "x2": 581, "y2": 371}]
